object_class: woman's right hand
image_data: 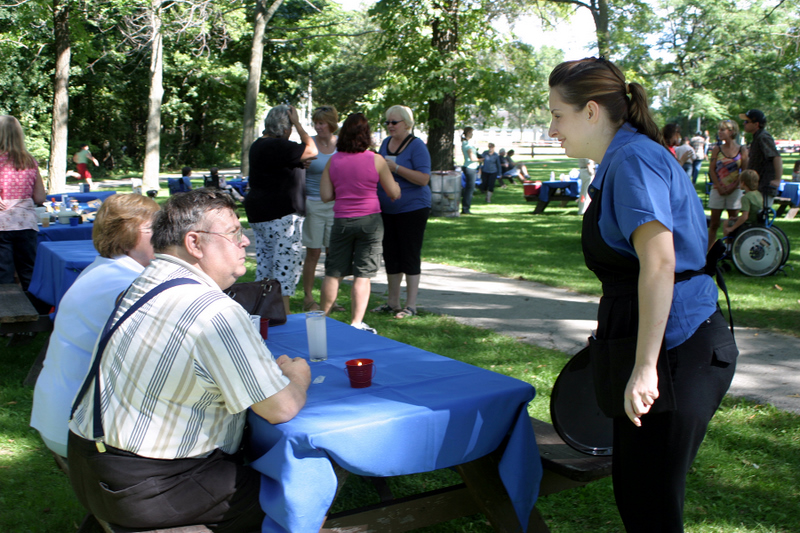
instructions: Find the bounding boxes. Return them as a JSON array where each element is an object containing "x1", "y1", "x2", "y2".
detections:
[{"x1": 625, "y1": 363, "x2": 659, "y2": 427}]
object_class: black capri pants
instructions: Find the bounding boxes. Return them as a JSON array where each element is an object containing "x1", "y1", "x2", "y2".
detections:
[{"x1": 380, "y1": 207, "x2": 430, "y2": 275}]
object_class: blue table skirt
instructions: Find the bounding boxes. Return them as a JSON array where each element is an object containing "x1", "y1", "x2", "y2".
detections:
[
  {"x1": 46, "y1": 191, "x2": 116, "y2": 203},
  {"x1": 38, "y1": 221, "x2": 94, "y2": 243},
  {"x1": 247, "y1": 315, "x2": 542, "y2": 532},
  {"x1": 28, "y1": 240, "x2": 99, "y2": 309},
  {"x1": 538, "y1": 180, "x2": 580, "y2": 203},
  {"x1": 779, "y1": 182, "x2": 799, "y2": 206}
]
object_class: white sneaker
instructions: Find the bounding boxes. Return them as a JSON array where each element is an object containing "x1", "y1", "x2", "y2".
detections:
[{"x1": 352, "y1": 322, "x2": 378, "y2": 334}]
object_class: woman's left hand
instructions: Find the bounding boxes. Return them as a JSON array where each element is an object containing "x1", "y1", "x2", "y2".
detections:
[
  {"x1": 624, "y1": 363, "x2": 659, "y2": 427},
  {"x1": 0, "y1": 196, "x2": 7, "y2": 210}
]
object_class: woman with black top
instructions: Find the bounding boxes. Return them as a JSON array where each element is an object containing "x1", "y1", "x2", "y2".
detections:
[{"x1": 245, "y1": 105, "x2": 317, "y2": 314}]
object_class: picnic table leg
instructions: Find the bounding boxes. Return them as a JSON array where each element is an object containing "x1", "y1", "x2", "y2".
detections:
[
  {"x1": 456, "y1": 452, "x2": 524, "y2": 533},
  {"x1": 533, "y1": 200, "x2": 549, "y2": 215}
]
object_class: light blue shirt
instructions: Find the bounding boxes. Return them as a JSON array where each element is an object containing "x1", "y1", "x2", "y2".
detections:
[
  {"x1": 590, "y1": 123, "x2": 717, "y2": 349},
  {"x1": 461, "y1": 140, "x2": 479, "y2": 170},
  {"x1": 306, "y1": 138, "x2": 336, "y2": 199},
  {"x1": 31, "y1": 254, "x2": 145, "y2": 456}
]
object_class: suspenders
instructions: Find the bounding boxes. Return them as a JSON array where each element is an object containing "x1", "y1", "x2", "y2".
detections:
[{"x1": 70, "y1": 278, "x2": 199, "y2": 451}]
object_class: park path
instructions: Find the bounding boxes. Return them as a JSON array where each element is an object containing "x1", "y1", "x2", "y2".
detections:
[{"x1": 241, "y1": 230, "x2": 800, "y2": 415}]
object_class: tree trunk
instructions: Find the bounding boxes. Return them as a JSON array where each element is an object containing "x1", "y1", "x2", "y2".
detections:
[
  {"x1": 48, "y1": 0, "x2": 70, "y2": 194},
  {"x1": 142, "y1": 0, "x2": 163, "y2": 192},
  {"x1": 240, "y1": 0, "x2": 284, "y2": 177},
  {"x1": 592, "y1": 0, "x2": 610, "y2": 58},
  {"x1": 428, "y1": 95, "x2": 456, "y2": 171},
  {"x1": 427, "y1": 0, "x2": 459, "y2": 171}
]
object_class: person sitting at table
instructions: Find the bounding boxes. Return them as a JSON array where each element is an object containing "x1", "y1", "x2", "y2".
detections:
[
  {"x1": 30, "y1": 193, "x2": 160, "y2": 458},
  {"x1": 0, "y1": 115, "x2": 46, "y2": 292},
  {"x1": 67, "y1": 188, "x2": 311, "y2": 532},
  {"x1": 499, "y1": 149, "x2": 530, "y2": 185},
  {"x1": 206, "y1": 166, "x2": 244, "y2": 202},
  {"x1": 319, "y1": 112, "x2": 400, "y2": 334}
]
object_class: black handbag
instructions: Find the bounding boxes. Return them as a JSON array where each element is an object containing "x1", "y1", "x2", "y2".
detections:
[{"x1": 223, "y1": 279, "x2": 287, "y2": 326}]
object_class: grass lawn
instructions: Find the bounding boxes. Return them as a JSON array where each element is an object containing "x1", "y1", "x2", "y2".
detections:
[{"x1": 2, "y1": 160, "x2": 798, "y2": 531}]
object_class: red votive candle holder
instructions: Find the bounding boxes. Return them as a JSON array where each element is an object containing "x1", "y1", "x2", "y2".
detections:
[{"x1": 345, "y1": 358, "x2": 376, "y2": 388}]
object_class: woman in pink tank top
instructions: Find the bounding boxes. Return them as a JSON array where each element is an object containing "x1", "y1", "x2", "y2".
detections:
[{"x1": 318, "y1": 113, "x2": 400, "y2": 334}]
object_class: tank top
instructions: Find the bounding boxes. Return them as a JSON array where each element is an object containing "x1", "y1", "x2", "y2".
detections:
[
  {"x1": 328, "y1": 151, "x2": 380, "y2": 218},
  {"x1": 714, "y1": 144, "x2": 743, "y2": 186}
]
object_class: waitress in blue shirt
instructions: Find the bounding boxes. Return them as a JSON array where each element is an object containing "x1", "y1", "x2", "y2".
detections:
[
  {"x1": 374, "y1": 105, "x2": 431, "y2": 319},
  {"x1": 548, "y1": 58, "x2": 737, "y2": 532}
]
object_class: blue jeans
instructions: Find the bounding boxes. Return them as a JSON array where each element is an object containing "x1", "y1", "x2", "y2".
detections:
[
  {"x1": 691, "y1": 159, "x2": 704, "y2": 184},
  {"x1": 461, "y1": 167, "x2": 477, "y2": 212}
]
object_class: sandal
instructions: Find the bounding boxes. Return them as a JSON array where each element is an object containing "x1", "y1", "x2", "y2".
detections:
[
  {"x1": 394, "y1": 306, "x2": 417, "y2": 319},
  {"x1": 303, "y1": 301, "x2": 321, "y2": 312},
  {"x1": 371, "y1": 303, "x2": 398, "y2": 313},
  {"x1": 331, "y1": 302, "x2": 346, "y2": 312}
]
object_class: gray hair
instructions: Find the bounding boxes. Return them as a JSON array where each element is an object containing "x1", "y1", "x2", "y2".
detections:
[
  {"x1": 151, "y1": 188, "x2": 238, "y2": 252},
  {"x1": 263, "y1": 105, "x2": 292, "y2": 137},
  {"x1": 385, "y1": 105, "x2": 415, "y2": 130}
]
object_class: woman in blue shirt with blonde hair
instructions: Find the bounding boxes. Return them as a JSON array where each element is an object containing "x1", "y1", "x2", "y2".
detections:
[
  {"x1": 548, "y1": 57, "x2": 737, "y2": 532},
  {"x1": 373, "y1": 105, "x2": 431, "y2": 319}
]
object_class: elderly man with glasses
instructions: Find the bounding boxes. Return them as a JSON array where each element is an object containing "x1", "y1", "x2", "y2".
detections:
[{"x1": 67, "y1": 188, "x2": 311, "y2": 533}]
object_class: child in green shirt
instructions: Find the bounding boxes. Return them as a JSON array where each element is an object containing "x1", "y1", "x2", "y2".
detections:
[{"x1": 724, "y1": 169, "x2": 763, "y2": 237}]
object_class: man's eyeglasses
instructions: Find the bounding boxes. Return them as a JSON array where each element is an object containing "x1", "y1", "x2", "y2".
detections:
[
  {"x1": 742, "y1": 119, "x2": 751, "y2": 124},
  {"x1": 195, "y1": 227, "x2": 245, "y2": 245},
  {"x1": 385, "y1": 120, "x2": 404, "y2": 126}
]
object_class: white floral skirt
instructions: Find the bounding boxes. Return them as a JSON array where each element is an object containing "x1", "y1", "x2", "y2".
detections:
[{"x1": 251, "y1": 213, "x2": 304, "y2": 296}]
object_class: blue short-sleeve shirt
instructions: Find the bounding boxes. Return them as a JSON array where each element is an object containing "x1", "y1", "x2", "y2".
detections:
[
  {"x1": 378, "y1": 136, "x2": 432, "y2": 214},
  {"x1": 591, "y1": 124, "x2": 718, "y2": 349}
]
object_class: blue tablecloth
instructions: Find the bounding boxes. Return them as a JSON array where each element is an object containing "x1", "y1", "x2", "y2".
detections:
[
  {"x1": 46, "y1": 191, "x2": 116, "y2": 203},
  {"x1": 779, "y1": 181, "x2": 799, "y2": 206},
  {"x1": 28, "y1": 240, "x2": 99, "y2": 310},
  {"x1": 227, "y1": 178, "x2": 248, "y2": 196},
  {"x1": 248, "y1": 315, "x2": 542, "y2": 532},
  {"x1": 538, "y1": 180, "x2": 580, "y2": 203},
  {"x1": 38, "y1": 221, "x2": 94, "y2": 243}
]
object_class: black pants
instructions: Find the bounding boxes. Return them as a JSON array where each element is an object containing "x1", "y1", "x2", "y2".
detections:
[
  {"x1": 0, "y1": 229, "x2": 37, "y2": 290},
  {"x1": 68, "y1": 432, "x2": 265, "y2": 533},
  {"x1": 612, "y1": 310, "x2": 737, "y2": 532}
]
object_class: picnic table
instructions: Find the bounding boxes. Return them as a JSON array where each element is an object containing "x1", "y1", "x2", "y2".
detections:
[
  {"x1": 38, "y1": 220, "x2": 94, "y2": 243},
  {"x1": 524, "y1": 180, "x2": 580, "y2": 214},
  {"x1": 28, "y1": 240, "x2": 99, "y2": 312},
  {"x1": 226, "y1": 177, "x2": 248, "y2": 197},
  {"x1": 248, "y1": 314, "x2": 543, "y2": 532},
  {"x1": 775, "y1": 181, "x2": 799, "y2": 219},
  {"x1": 46, "y1": 191, "x2": 116, "y2": 203}
]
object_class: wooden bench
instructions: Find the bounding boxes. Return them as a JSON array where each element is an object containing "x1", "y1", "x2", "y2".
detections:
[
  {"x1": 773, "y1": 196, "x2": 799, "y2": 219},
  {"x1": 1, "y1": 284, "x2": 54, "y2": 386}
]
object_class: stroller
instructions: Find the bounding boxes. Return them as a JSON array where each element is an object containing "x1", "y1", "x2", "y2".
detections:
[{"x1": 721, "y1": 195, "x2": 791, "y2": 277}]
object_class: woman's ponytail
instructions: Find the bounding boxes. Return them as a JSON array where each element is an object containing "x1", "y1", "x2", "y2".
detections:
[{"x1": 627, "y1": 82, "x2": 665, "y2": 148}]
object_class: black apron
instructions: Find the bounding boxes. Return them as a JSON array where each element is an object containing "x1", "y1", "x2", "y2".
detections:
[{"x1": 581, "y1": 185, "x2": 677, "y2": 418}]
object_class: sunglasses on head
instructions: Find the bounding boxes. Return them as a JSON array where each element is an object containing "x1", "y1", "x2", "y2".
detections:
[{"x1": 385, "y1": 120, "x2": 404, "y2": 126}]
